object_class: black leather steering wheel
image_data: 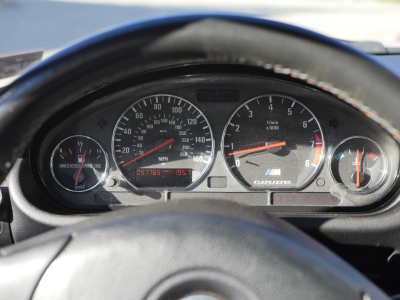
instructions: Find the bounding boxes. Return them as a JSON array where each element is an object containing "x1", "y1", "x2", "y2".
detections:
[{"x1": 0, "y1": 15, "x2": 398, "y2": 299}]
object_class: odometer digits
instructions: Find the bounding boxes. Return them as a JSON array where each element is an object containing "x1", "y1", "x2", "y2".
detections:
[
  {"x1": 222, "y1": 95, "x2": 324, "y2": 190},
  {"x1": 135, "y1": 168, "x2": 192, "y2": 187},
  {"x1": 112, "y1": 95, "x2": 214, "y2": 190}
]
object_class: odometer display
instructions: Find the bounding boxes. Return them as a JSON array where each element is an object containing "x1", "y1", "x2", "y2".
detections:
[
  {"x1": 135, "y1": 168, "x2": 192, "y2": 187},
  {"x1": 222, "y1": 95, "x2": 324, "y2": 190},
  {"x1": 112, "y1": 95, "x2": 214, "y2": 190}
]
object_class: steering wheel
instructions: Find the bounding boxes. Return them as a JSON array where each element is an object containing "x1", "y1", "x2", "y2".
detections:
[{"x1": 0, "y1": 15, "x2": 398, "y2": 300}]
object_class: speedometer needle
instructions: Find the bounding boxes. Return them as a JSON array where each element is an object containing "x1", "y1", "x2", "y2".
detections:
[
  {"x1": 229, "y1": 141, "x2": 286, "y2": 156},
  {"x1": 75, "y1": 150, "x2": 86, "y2": 186},
  {"x1": 123, "y1": 138, "x2": 174, "y2": 167}
]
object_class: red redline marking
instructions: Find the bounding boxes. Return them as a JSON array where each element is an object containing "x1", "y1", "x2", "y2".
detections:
[
  {"x1": 127, "y1": 111, "x2": 132, "y2": 116},
  {"x1": 315, "y1": 133, "x2": 322, "y2": 143},
  {"x1": 315, "y1": 145, "x2": 322, "y2": 155},
  {"x1": 229, "y1": 142, "x2": 286, "y2": 156},
  {"x1": 123, "y1": 138, "x2": 174, "y2": 167}
]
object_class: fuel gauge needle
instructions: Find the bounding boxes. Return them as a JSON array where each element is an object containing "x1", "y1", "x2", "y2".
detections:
[
  {"x1": 229, "y1": 141, "x2": 286, "y2": 156},
  {"x1": 356, "y1": 149, "x2": 360, "y2": 187},
  {"x1": 75, "y1": 150, "x2": 86, "y2": 186}
]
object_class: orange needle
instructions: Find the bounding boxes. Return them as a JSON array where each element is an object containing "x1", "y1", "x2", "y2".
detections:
[
  {"x1": 75, "y1": 150, "x2": 86, "y2": 186},
  {"x1": 356, "y1": 149, "x2": 360, "y2": 187},
  {"x1": 229, "y1": 141, "x2": 286, "y2": 156},
  {"x1": 123, "y1": 138, "x2": 174, "y2": 167}
]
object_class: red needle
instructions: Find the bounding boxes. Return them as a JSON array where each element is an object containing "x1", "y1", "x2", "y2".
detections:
[
  {"x1": 75, "y1": 150, "x2": 86, "y2": 186},
  {"x1": 356, "y1": 149, "x2": 360, "y2": 187},
  {"x1": 123, "y1": 138, "x2": 174, "y2": 167},
  {"x1": 229, "y1": 141, "x2": 286, "y2": 156}
]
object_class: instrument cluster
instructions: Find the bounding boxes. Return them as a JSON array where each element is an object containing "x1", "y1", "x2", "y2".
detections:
[{"x1": 30, "y1": 74, "x2": 400, "y2": 212}]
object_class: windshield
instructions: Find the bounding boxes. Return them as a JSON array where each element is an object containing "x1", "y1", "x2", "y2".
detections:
[{"x1": 0, "y1": 0, "x2": 399, "y2": 79}]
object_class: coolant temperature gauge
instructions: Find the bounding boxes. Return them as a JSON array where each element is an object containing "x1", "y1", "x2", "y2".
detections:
[{"x1": 330, "y1": 136, "x2": 387, "y2": 193}]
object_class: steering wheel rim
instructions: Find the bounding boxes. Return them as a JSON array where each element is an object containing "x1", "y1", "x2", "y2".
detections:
[
  {"x1": 0, "y1": 14, "x2": 397, "y2": 299},
  {"x1": 0, "y1": 200, "x2": 390, "y2": 300}
]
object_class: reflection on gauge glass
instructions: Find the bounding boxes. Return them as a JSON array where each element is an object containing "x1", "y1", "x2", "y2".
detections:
[
  {"x1": 222, "y1": 95, "x2": 324, "y2": 190},
  {"x1": 112, "y1": 94, "x2": 214, "y2": 190},
  {"x1": 330, "y1": 136, "x2": 387, "y2": 193},
  {"x1": 50, "y1": 135, "x2": 108, "y2": 192}
]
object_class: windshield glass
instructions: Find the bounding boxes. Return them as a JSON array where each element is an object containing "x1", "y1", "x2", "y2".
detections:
[{"x1": 0, "y1": 0, "x2": 399, "y2": 61}]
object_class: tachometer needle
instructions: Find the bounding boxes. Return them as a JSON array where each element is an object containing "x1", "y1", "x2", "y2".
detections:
[
  {"x1": 356, "y1": 149, "x2": 360, "y2": 187},
  {"x1": 75, "y1": 150, "x2": 86, "y2": 186},
  {"x1": 229, "y1": 141, "x2": 286, "y2": 156},
  {"x1": 123, "y1": 138, "x2": 174, "y2": 167}
]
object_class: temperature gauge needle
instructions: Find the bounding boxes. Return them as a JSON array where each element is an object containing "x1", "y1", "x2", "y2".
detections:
[
  {"x1": 356, "y1": 149, "x2": 360, "y2": 187},
  {"x1": 123, "y1": 138, "x2": 174, "y2": 167},
  {"x1": 229, "y1": 141, "x2": 286, "y2": 156},
  {"x1": 75, "y1": 150, "x2": 86, "y2": 186}
]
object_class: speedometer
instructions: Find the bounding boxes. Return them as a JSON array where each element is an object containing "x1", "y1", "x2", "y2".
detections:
[
  {"x1": 112, "y1": 95, "x2": 214, "y2": 190},
  {"x1": 222, "y1": 95, "x2": 324, "y2": 190}
]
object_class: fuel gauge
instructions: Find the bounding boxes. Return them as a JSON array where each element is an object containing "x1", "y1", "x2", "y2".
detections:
[
  {"x1": 330, "y1": 136, "x2": 387, "y2": 193},
  {"x1": 50, "y1": 135, "x2": 108, "y2": 192}
]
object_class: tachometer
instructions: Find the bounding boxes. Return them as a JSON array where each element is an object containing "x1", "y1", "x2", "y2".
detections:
[
  {"x1": 222, "y1": 95, "x2": 324, "y2": 190},
  {"x1": 112, "y1": 95, "x2": 214, "y2": 190}
]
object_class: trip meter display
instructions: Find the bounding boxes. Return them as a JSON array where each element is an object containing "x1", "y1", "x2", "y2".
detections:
[
  {"x1": 222, "y1": 95, "x2": 324, "y2": 190},
  {"x1": 112, "y1": 95, "x2": 214, "y2": 190}
]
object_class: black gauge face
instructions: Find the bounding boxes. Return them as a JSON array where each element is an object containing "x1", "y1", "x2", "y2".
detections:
[
  {"x1": 112, "y1": 95, "x2": 214, "y2": 190},
  {"x1": 222, "y1": 95, "x2": 324, "y2": 190},
  {"x1": 330, "y1": 136, "x2": 387, "y2": 193},
  {"x1": 50, "y1": 136, "x2": 108, "y2": 192}
]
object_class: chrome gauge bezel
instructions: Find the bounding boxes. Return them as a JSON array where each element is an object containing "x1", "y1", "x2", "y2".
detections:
[
  {"x1": 50, "y1": 135, "x2": 109, "y2": 193},
  {"x1": 328, "y1": 136, "x2": 388, "y2": 194},
  {"x1": 111, "y1": 94, "x2": 215, "y2": 192},
  {"x1": 221, "y1": 94, "x2": 325, "y2": 191}
]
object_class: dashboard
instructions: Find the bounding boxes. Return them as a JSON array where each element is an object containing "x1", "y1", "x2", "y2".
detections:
[{"x1": 29, "y1": 69, "x2": 400, "y2": 213}]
